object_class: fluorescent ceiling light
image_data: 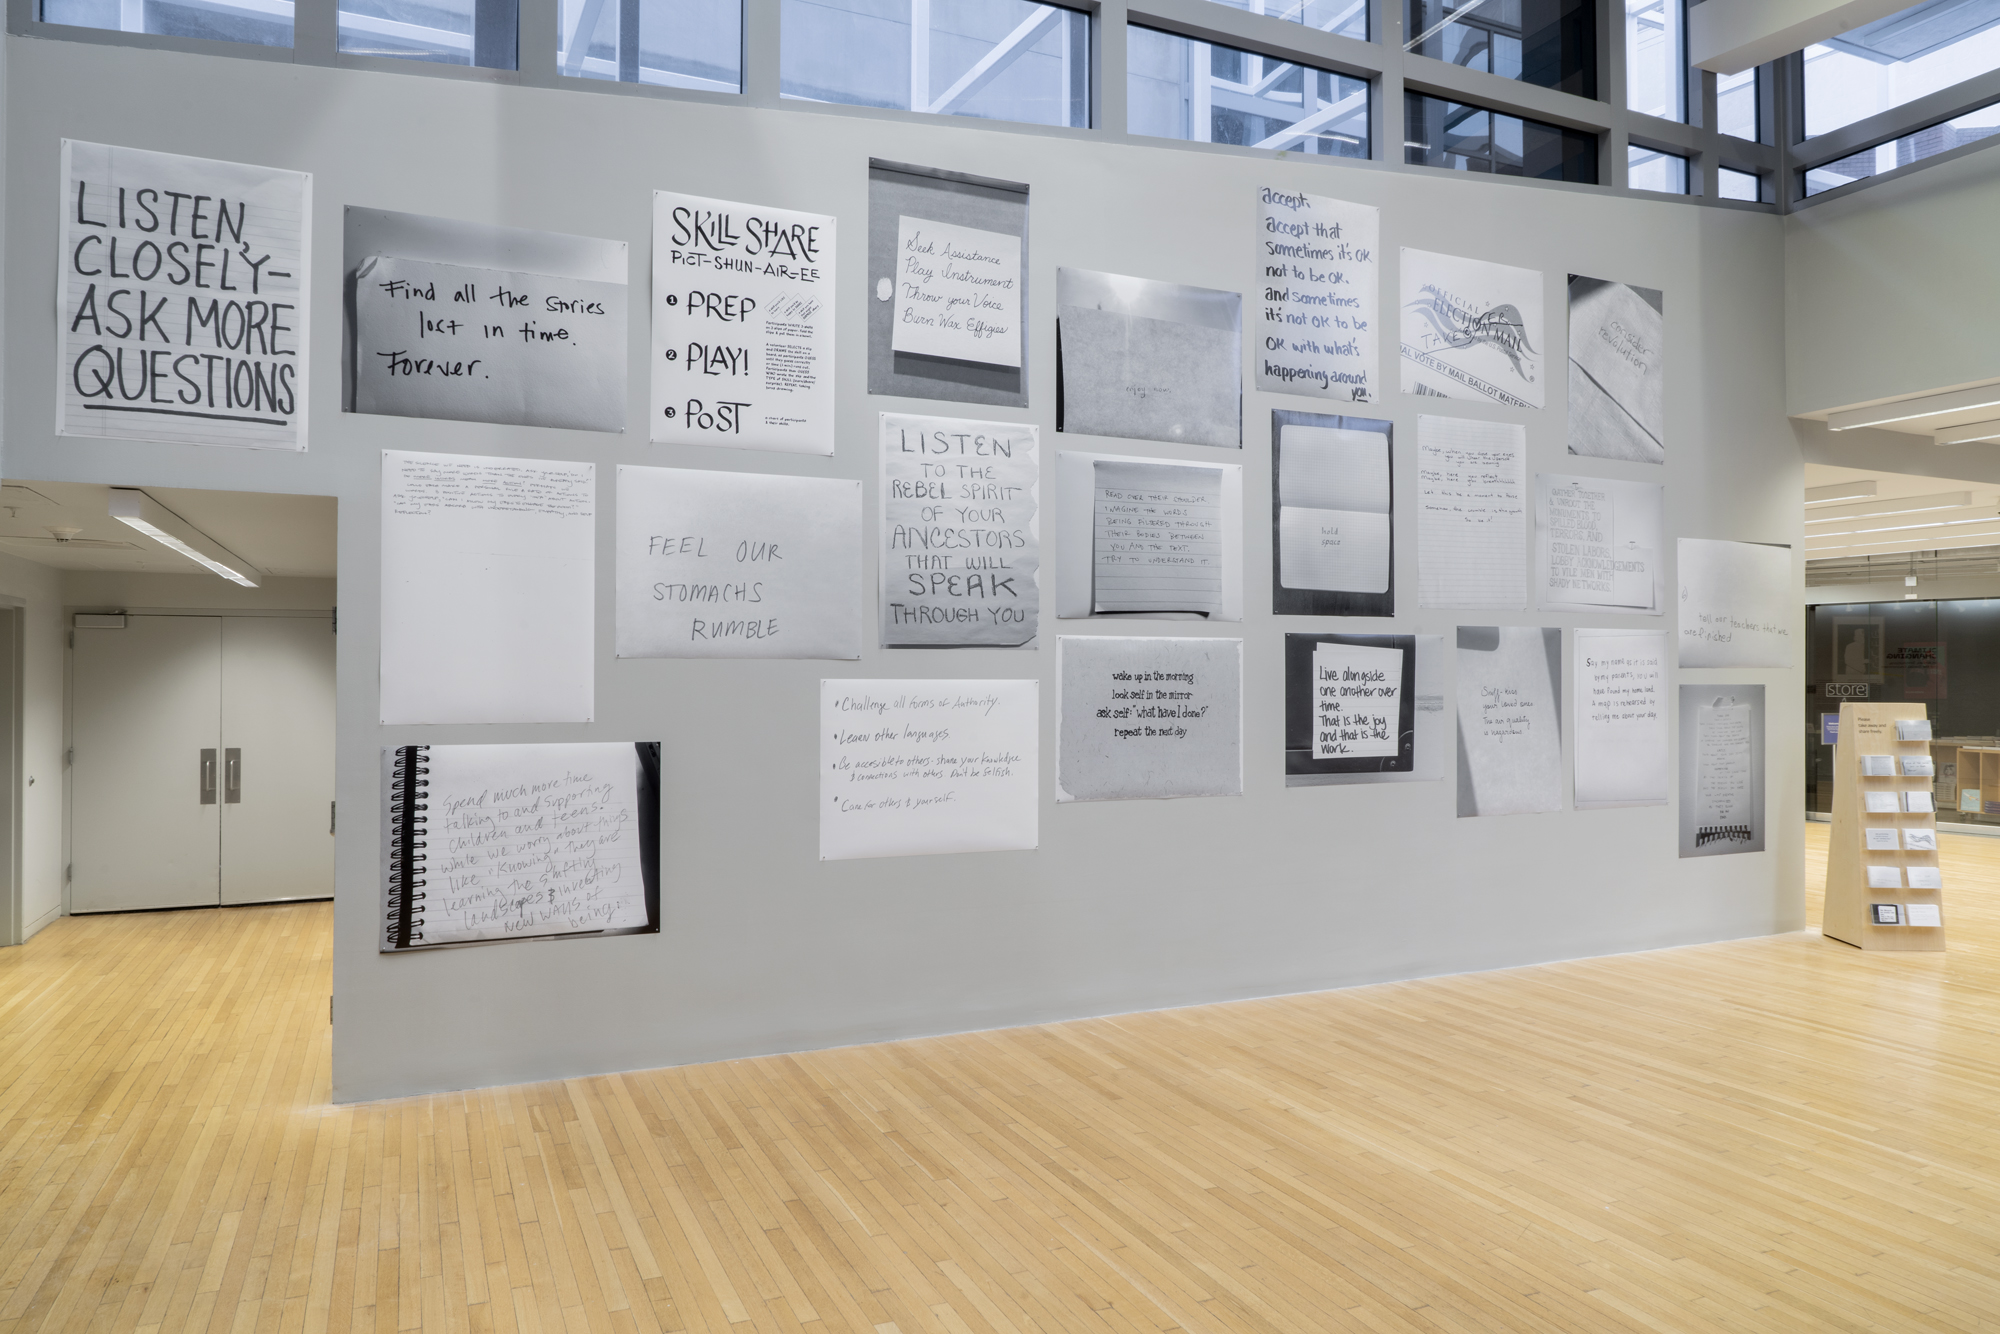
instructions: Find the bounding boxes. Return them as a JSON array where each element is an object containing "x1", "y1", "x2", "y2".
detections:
[
  {"x1": 1828, "y1": 383, "x2": 2000, "y2": 431},
  {"x1": 1804, "y1": 490, "x2": 1972, "y2": 523},
  {"x1": 107, "y1": 489, "x2": 261, "y2": 587},
  {"x1": 1806, "y1": 480, "x2": 1877, "y2": 504},
  {"x1": 1936, "y1": 418, "x2": 2000, "y2": 445}
]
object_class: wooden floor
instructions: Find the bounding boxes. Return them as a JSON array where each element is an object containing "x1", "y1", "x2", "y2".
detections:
[{"x1": 4, "y1": 826, "x2": 1999, "y2": 1334}]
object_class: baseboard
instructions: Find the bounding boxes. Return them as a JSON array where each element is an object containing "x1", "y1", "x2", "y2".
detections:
[{"x1": 22, "y1": 902, "x2": 60, "y2": 941}]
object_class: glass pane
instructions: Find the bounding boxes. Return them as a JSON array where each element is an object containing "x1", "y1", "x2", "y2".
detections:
[
  {"x1": 1625, "y1": 0, "x2": 1683, "y2": 121},
  {"x1": 1804, "y1": 99, "x2": 2000, "y2": 194},
  {"x1": 1404, "y1": 91, "x2": 1598, "y2": 181},
  {"x1": 1405, "y1": 0, "x2": 1596, "y2": 99},
  {"x1": 780, "y1": 0, "x2": 1088, "y2": 127},
  {"x1": 1202, "y1": 0, "x2": 1365, "y2": 41},
  {"x1": 1627, "y1": 144, "x2": 1688, "y2": 192},
  {"x1": 1128, "y1": 26, "x2": 1369, "y2": 156},
  {"x1": 1717, "y1": 66, "x2": 1758, "y2": 141},
  {"x1": 41, "y1": 0, "x2": 292, "y2": 46},
  {"x1": 1804, "y1": 0, "x2": 2000, "y2": 139},
  {"x1": 341, "y1": 0, "x2": 513, "y2": 66},
  {"x1": 1717, "y1": 166, "x2": 1762, "y2": 200},
  {"x1": 560, "y1": 0, "x2": 742, "y2": 89}
]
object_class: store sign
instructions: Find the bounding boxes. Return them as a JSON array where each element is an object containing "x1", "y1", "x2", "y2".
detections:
[{"x1": 1824, "y1": 682, "x2": 1870, "y2": 699}]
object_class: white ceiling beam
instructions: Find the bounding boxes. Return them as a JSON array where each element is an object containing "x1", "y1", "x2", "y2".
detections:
[
  {"x1": 1828, "y1": 383, "x2": 2000, "y2": 431},
  {"x1": 1689, "y1": 0, "x2": 1911, "y2": 75},
  {"x1": 1936, "y1": 418, "x2": 2000, "y2": 446},
  {"x1": 1805, "y1": 505, "x2": 1998, "y2": 539},
  {"x1": 1806, "y1": 480, "x2": 1877, "y2": 504},
  {"x1": 1803, "y1": 491, "x2": 1975, "y2": 524},
  {"x1": 107, "y1": 488, "x2": 261, "y2": 586},
  {"x1": 1806, "y1": 524, "x2": 2000, "y2": 555}
]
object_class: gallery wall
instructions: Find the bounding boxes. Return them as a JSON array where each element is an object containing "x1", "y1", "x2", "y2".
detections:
[
  {"x1": 5, "y1": 37, "x2": 1804, "y2": 1102},
  {"x1": 0, "y1": 551, "x2": 67, "y2": 942}
]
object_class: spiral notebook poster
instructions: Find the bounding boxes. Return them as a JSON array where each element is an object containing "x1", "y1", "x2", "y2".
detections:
[{"x1": 382, "y1": 742, "x2": 660, "y2": 952}]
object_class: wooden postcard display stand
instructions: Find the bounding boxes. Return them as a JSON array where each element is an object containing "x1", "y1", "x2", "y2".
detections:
[{"x1": 1825, "y1": 702, "x2": 1945, "y2": 951}]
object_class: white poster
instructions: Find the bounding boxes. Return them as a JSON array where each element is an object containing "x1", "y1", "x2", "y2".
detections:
[
  {"x1": 651, "y1": 192, "x2": 834, "y2": 454},
  {"x1": 1568, "y1": 276, "x2": 1665, "y2": 464},
  {"x1": 1256, "y1": 188, "x2": 1378, "y2": 403},
  {"x1": 1573, "y1": 629, "x2": 1668, "y2": 810},
  {"x1": 1678, "y1": 538, "x2": 1794, "y2": 668},
  {"x1": 1535, "y1": 473, "x2": 1663, "y2": 614},
  {"x1": 879, "y1": 413, "x2": 1039, "y2": 648},
  {"x1": 615, "y1": 466, "x2": 862, "y2": 660},
  {"x1": 1417, "y1": 416, "x2": 1526, "y2": 610},
  {"x1": 380, "y1": 450, "x2": 595, "y2": 725},
  {"x1": 1400, "y1": 248, "x2": 1544, "y2": 408},
  {"x1": 1679, "y1": 685, "x2": 1765, "y2": 856},
  {"x1": 820, "y1": 679, "x2": 1038, "y2": 860},
  {"x1": 353, "y1": 254, "x2": 626, "y2": 432},
  {"x1": 59, "y1": 140, "x2": 311, "y2": 450},
  {"x1": 1456, "y1": 626, "x2": 1562, "y2": 817},
  {"x1": 891, "y1": 216, "x2": 1022, "y2": 367},
  {"x1": 1276, "y1": 424, "x2": 1390, "y2": 594},
  {"x1": 1053, "y1": 451, "x2": 1245, "y2": 622},
  {"x1": 1057, "y1": 637, "x2": 1242, "y2": 801},
  {"x1": 1311, "y1": 641, "x2": 1403, "y2": 760},
  {"x1": 1057, "y1": 269, "x2": 1242, "y2": 449}
]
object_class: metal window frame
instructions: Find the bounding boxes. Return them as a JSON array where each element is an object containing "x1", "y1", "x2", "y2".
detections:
[
  {"x1": 1785, "y1": 47, "x2": 2000, "y2": 209},
  {"x1": 10, "y1": 0, "x2": 1804, "y2": 212}
]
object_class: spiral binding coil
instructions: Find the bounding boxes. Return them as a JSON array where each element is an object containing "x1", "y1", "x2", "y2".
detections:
[{"x1": 387, "y1": 745, "x2": 429, "y2": 947}]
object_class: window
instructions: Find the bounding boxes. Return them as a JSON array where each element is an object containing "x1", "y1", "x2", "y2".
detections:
[
  {"x1": 1804, "y1": 0, "x2": 2000, "y2": 139},
  {"x1": 1627, "y1": 143, "x2": 1688, "y2": 191},
  {"x1": 1203, "y1": 0, "x2": 1366, "y2": 42},
  {"x1": 1405, "y1": 0, "x2": 1596, "y2": 99},
  {"x1": 560, "y1": 0, "x2": 741, "y2": 89},
  {"x1": 1717, "y1": 66, "x2": 1758, "y2": 141},
  {"x1": 41, "y1": 0, "x2": 291, "y2": 46},
  {"x1": 1625, "y1": 0, "x2": 1684, "y2": 121},
  {"x1": 1129, "y1": 27, "x2": 1369, "y2": 155},
  {"x1": 1405, "y1": 92, "x2": 1598, "y2": 181},
  {"x1": 1805, "y1": 100, "x2": 2000, "y2": 193},
  {"x1": 780, "y1": 0, "x2": 1088, "y2": 128},
  {"x1": 1718, "y1": 165, "x2": 1763, "y2": 200},
  {"x1": 344, "y1": 0, "x2": 515, "y2": 66}
]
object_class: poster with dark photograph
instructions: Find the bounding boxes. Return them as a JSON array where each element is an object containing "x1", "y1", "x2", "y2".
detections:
[
  {"x1": 1568, "y1": 275, "x2": 1664, "y2": 464},
  {"x1": 1057, "y1": 636, "x2": 1242, "y2": 801},
  {"x1": 1456, "y1": 626, "x2": 1562, "y2": 817},
  {"x1": 1284, "y1": 632, "x2": 1417, "y2": 778},
  {"x1": 1286, "y1": 636, "x2": 1444, "y2": 787},
  {"x1": 1679, "y1": 685, "x2": 1766, "y2": 857},
  {"x1": 1271, "y1": 410, "x2": 1392, "y2": 617},
  {"x1": 1057, "y1": 268, "x2": 1242, "y2": 449}
]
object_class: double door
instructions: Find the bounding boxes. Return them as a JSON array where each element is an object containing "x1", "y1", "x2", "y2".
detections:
[{"x1": 72, "y1": 615, "x2": 335, "y2": 912}]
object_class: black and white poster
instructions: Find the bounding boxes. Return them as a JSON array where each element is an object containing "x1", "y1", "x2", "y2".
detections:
[
  {"x1": 1573, "y1": 629, "x2": 1668, "y2": 810},
  {"x1": 1535, "y1": 473, "x2": 1663, "y2": 614},
  {"x1": 1256, "y1": 187, "x2": 1378, "y2": 403},
  {"x1": 1679, "y1": 685, "x2": 1765, "y2": 857},
  {"x1": 60, "y1": 140, "x2": 311, "y2": 450},
  {"x1": 1456, "y1": 626, "x2": 1563, "y2": 817},
  {"x1": 1057, "y1": 636, "x2": 1242, "y2": 801},
  {"x1": 1054, "y1": 451, "x2": 1244, "y2": 621},
  {"x1": 1284, "y1": 633, "x2": 1417, "y2": 778},
  {"x1": 1400, "y1": 248, "x2": 1543, "y2": 409},
  {"x1": 1057, "y1": 268, "x2": 1242, "y2": 449},
  {"x1": 1678, "y1": 538, "x2": 1793, "y2": 668},
  {"x1": 346, "y1": 208, "x2": 626, "y2": 432},
  {"x1": 879, "y1": 412, "x2": 1039, "y2": 647},
  {"x1": 1568, "y1": 276, "x2": 1664, "y2": 465},
  {"x1": 651, "y1": 191, "x2": 834, "y2": 455},
  {"x1": 1271, "y1": 410, "x2": 1392, "y2": 617}
]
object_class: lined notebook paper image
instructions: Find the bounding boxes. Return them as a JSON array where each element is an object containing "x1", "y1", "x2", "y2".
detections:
[
  {"x1": 1277, "y1": 425, "x2": 1389, "y2": 594},
  {"x1": 1092, "y1": 459, "x2": 1224, "y2": 616},
  {"x1": 382, "y1": 742, "x2": 659, "y2": 951},
  {"x1": 1416, "y1": 416, "x2": 1526, "y2": 610}
]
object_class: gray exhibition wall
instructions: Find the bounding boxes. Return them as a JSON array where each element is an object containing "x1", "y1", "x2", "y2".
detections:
[{"x1": 4, "y1": 40, "x2": 1805, "y2": 1103}]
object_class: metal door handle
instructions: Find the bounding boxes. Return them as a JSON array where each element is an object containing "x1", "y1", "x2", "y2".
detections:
[
  {"x1": 224, "y1": 748, "x2": 241, "y2": 804},
  {"x1": 200, "y1": 748, "x2": 216, "y2": 804}
]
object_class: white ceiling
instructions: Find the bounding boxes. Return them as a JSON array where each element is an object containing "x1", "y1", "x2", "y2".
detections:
[
  {"x1": 1804, "y1": 462, "x2": 2000, "y2": 561},
  {"x1": 1796, "y1": 376, "x2": 2000, "y2": 440},
  {"x1": 0, "y1": 480, "x2": 336, "y2": 579}
]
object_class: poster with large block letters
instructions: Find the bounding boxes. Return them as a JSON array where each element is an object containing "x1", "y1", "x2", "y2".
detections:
[{"x1": 59, "y1": 140, "x2": 311, "y2": 450}]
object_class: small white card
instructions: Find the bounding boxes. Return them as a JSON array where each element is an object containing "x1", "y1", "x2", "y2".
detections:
[
  {"x1": 1864, "y1": 828, "x2": 1899, "y2": 851},
  {"x1": 1867, "y1": 865, "x2": 1903, "y2": 889},
  {"x1": 1860, "y1": 755, "x2": 1897, "y2": 777},
  {"x1": 1864, "y1": 792, "x2": 1900, "y2": 813},
  {"x1": 1906, "y1": 902, "x2": 1942, "y2": 926},
  {"x1": 891, "y1": 217, "x2": 1022, "y2": 367},
  {"x1": 1904, "y1": 828, "x2": 1938, "y2": 852},
  {"x1": 1906, "y1": 865, "x2": 1943, "y2": 890},
  {"x1": 1870, "y1": 903, "x2": 1901, "y2": 925},
  {"x1": 1906, "y1": 791, "x2": 1936, "y2": 813},
  {"x1": 1901, "y1": 754, "x2": 1935, "y2": 777},
  {"x1": 1896, "y1": 718, "x2": 1933, "y2": 742}
]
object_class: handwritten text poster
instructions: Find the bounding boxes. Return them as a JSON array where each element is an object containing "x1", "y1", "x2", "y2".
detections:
[
  {"x1": 1058, "y1": 637, "x2": 1241, "y2": 801},
  {"x1": 1573, "y1": 629, "x2": 1667, "y2": 809},
  {"x1": 652, "y1": 191, "x2": 835, "y2": 454},
  {"x1": 1678, "y1": 538, "x2": 1793, "y2": 668},
  {"x1": 1256, "y1": 188, "x2": 1377, "y2": 402},
  {"x1": 59, "y1": 140, "x2": 311, "y2": 450},
  {"x1": 1312, "y1": 640, "x2": 1403, "y2": 760},
  {"x1": 891, "y1": 217, "x2": 1022, "y2": 367},
  {"x1": 1456, "y1": 626, "x2": 1562, "y2": 817},
  {"x1": 880, "y1": 413, "x2": 1039, "y2": 647}
]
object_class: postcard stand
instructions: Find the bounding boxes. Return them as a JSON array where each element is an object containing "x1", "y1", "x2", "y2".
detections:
[{"x1": 1824, "y1": 702, "x2": 1945, "y2": 951}]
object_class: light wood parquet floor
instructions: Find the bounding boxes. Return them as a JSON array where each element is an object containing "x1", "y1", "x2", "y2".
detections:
[{"x1": 3, "y1": 823, "x2": 1998, "y2": 1333}]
